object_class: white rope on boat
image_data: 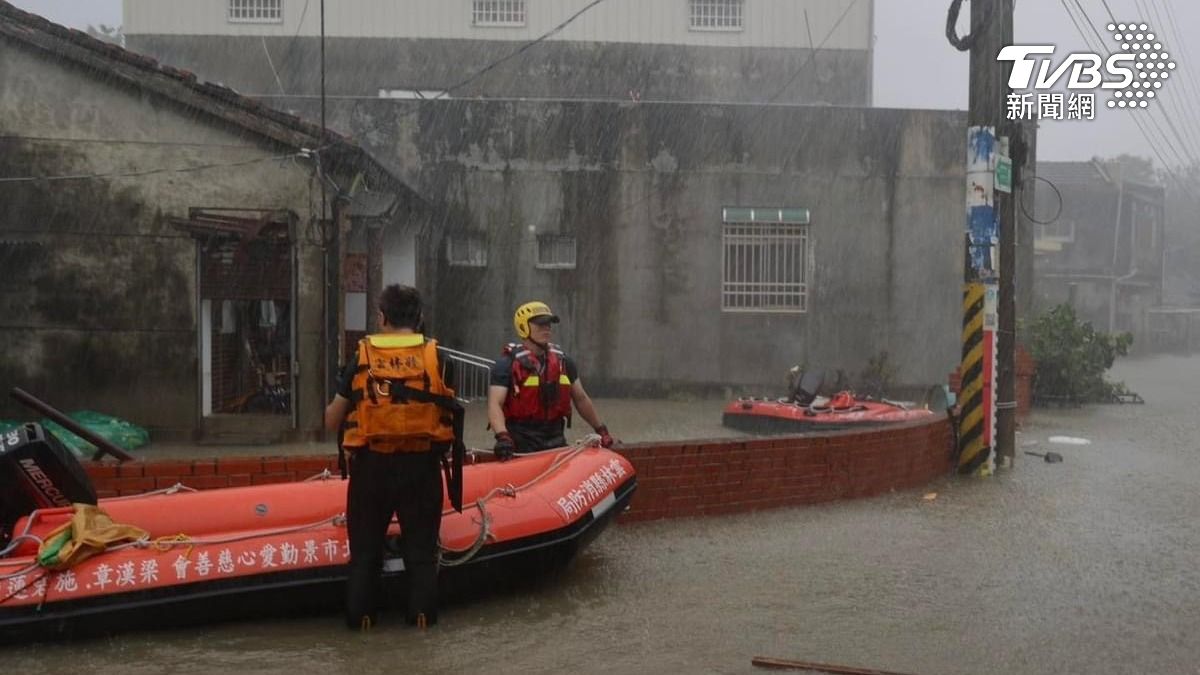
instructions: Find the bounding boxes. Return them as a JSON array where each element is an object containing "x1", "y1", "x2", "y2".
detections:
[{"x1": 437, "y1": 434, "x2": 602, "y2": 566}]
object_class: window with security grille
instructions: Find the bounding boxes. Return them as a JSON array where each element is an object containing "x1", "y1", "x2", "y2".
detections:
[
  {"x1": 536, "y1": 234, "x2": 577, "y2": 269},
  {"x1": 721, "y1": 207, "x2": 811, "y2": 313},
  {"x1": 229, "y1": 0, "x2": 282, "y2": 23},
  {"x1": 473, "y1": 0, "x2": 526, "y2": 27},
  {"x1": 689, "y1": 0, "x2": 744, "y2": 31},
  {"x1": 447, "y1": 234, "x2": 488, "y2": 267}
]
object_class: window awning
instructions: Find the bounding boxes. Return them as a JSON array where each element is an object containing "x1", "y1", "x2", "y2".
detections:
[{"x1": 722, "y1": 207, "x2": 810, "y2": 225}]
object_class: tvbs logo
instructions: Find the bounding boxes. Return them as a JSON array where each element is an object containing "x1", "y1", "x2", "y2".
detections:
[
  {"x1": 998, "y1": 22, "x2": 1174, "y2": 118},
  {"x1": 999, "y1": 45, "x2": 1135, "y2": 90}
]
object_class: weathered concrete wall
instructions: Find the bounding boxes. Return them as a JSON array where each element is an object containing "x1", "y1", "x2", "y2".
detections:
[
  {"x1": 0, "y1": 40, "x2": 326, "y2": 438},
  {"x1": 298, "y1": 98, "x2": 965, "y2": 392},
  {"x1": 125, "y1": 35, "x2": 870, "y2": 106}
]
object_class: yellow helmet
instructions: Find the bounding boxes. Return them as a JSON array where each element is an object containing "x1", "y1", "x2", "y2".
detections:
[{"x1": 513, "y1": 301, "x2": 559, "y2": 339}]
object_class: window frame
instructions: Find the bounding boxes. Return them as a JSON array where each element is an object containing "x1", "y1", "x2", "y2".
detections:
[
  {"x1": 720, "y1": 207, "x2": 811, "y2": 314},
  {"x1": 535, "y1": 233, "x2": 578, "y2": 270},
  {"x1": 688, "y1": 0, "x2": 745, "y2": 32},
  {"x1": 446, "y1": 233, "x2": 489, "y2": 268},
  {"x1": 228, "y1": 0, "x2": 283, "y2": 24},
  {"x1": 472, "y1": 0, "x2": 527, "y2": 27}
]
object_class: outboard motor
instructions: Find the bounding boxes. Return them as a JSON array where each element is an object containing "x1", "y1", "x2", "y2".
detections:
[{"x1": 0, "y1": 423, "x2": 97, "y2": 548}]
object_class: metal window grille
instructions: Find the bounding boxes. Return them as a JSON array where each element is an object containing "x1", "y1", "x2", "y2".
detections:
[
  {"x1": 536, "y1": 234, "x2": 577, "y2": 269},
  {"x1": 473, "y1": 0, "x2": 526, "y2": 26},
  {"x1": 447, "y1": 234, "x2": 488, "y2": 267},
  {"x1": 689, "y1": 0, "x2": 744, "y2": 30},
  {"x1": 722, "y1": 221, "x2": 810, "y2": 313},
  {"x1": 229, "y1": 0, "x2": 282, "y2": 23}
]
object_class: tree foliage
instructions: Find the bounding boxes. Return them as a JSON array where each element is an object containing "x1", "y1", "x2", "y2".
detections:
[{"x1": 1027, "y1": 304, "x2": 1133, "y2": 404}]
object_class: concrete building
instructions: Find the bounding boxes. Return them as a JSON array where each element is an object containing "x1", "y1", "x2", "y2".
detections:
[
  {"x1": 1034, "y1": 160, "x2": 1166, "y2": 348},
  {"x1": 120, "y1": 0, "x2": 976, "y2": 395},
  {"x1": 123, "y1": 0, "x2": 873, "y2": 105},
  {"x1": 321, "y1": 98, "x2": 966, "y2": 393},
  {"x1": 0, "y1": 2, "x2": 416, "y2": 441}
]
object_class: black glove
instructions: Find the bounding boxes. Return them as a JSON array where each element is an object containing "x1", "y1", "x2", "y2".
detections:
[
  {"x1": 595, "y1": 424, "x2": 615, "y2": 448},
  {"x1": 493, "y1": 432, "x2": 515, "y2": 461}
]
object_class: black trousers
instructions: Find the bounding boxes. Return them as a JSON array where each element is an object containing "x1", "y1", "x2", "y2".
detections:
[
  {"x1": 345, "y1": 448, "x2": 444, "y2": 627},
  {"x1": 509, "y1": 419, "x2": 568, "y2": 453}
]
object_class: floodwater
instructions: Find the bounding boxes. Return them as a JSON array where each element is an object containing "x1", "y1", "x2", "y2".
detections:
[
  {"x1": 143, "y1": 396, "x2": 748, "y2": 461},
  {"x1": 6, "y1": 355, "x2": 1200, "y2": 674}
]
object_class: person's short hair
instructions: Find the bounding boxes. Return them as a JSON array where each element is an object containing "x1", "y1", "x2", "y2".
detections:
[{"x1": 379, "y1": 284, "x2": 423, "y2": 330}]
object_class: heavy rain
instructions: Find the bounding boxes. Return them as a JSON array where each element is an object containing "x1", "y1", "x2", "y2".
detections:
[{"x1": 2, "y1": 1, "x2": 1199, "y2": 673}]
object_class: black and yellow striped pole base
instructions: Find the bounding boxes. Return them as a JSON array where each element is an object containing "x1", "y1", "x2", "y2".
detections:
[{"x1": 957, "y1": 282, "x2": 990, "y2": 474}]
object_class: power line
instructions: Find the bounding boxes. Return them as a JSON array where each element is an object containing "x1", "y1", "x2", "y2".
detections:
[
  {"x1": 0, "y1": 134, "x2": 267, "y2": 149},
  {"x1": 609, "y1": 0, "x2": 864, "y2": 221},
  {"x1": 1060, "y1": 0, "x2": 1194, "y2": 173},
  {"x1": 1143, "y1": 0, "x2": 1200, "y2": 165},
  {"x1": 435, "y1": 0, "x2": 611, "y2": 100},
  {"x1": 1106, "y1": 0, "x2": 1200, "y2": 167},
  {"x1": 1069, "y1": 0, "x2": 1182, "y2": 160},
  {"x1": 1056, "y1": 0, "x2": 1184, "y2": 182},
  {"x1": 766, "y1": 0, "x2": 863, "y2": 104},
  {"x1": 0, "y1": 152, "x2": 302, "y2": 184},
  {"x1": 1133, "y1": 0, "x2": 1200, "y2": 163}
]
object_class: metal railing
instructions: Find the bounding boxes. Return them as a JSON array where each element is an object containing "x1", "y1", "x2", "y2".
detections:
[{"x1": 437, "y1": 345, "x2": 495, "y2": 403}]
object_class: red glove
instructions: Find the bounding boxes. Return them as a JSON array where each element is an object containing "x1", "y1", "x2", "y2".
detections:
[{"x1": 595, "y1": 424, "x2": 615, "y2": 448}]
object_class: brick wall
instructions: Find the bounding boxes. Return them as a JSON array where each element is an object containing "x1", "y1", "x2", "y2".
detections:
[
  {"x1": 85, "y1": 456, "x2": 339, "y2": 498},
  {"x1": 615, "y1": 417, "x2": 954, "y2": 522},
  {"x1": 84, "y1": 417, "x2": 955, "y2": 520}
]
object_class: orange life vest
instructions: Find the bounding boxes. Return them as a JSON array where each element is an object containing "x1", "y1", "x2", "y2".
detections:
[
  {"x1": 342, "y1": 333, "x2": 456, "y2": 453},
  {"x1": 500, "y1": 342, "x2": 573, "y2": 423}
]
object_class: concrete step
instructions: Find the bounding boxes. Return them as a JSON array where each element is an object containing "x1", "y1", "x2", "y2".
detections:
[{"x1": 199, "y1": 413, "x2": 291, "y2": 445}]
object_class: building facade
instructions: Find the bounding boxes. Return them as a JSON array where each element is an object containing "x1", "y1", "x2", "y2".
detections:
[
  {"x1": 0, "y1": 2, "x2": 414, "y2": 441},
  {"x1": 120, "y1": 0, "x2": 978, "y2": 395},
  {"x1": 123, "y1": 0, "x2": 874, "y2": 105},
  {"x1": 318, "y1": 98, "x2": 966, "y2": 393},
  {"x1": 1034, "y1": 160, "x2": 1166, "y2": 348}
]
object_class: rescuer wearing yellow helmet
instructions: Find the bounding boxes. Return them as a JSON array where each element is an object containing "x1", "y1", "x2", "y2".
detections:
[{"x1": 486, "y1": 301, "x2": 614, "y2": 458}]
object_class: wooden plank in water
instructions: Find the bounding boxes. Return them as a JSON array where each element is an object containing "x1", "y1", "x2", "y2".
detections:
[{"x1": 751, "y1": 656, "x2": 918, "y2": 675}]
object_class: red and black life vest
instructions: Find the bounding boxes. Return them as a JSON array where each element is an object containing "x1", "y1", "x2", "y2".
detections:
[{"x1": 500, "y1": 342, "x2": 573, "y2": 423}]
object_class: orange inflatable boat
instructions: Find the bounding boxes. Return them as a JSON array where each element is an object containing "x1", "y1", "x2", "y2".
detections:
[
  {"x1": 0, "y1": 424, "x2": 636, "y2": 642},
  {"x1": 722, "y1": 395, "x2": 935, "y2": 434}
]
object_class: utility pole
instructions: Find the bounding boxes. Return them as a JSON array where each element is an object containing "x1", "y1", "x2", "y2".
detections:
[
  {"x1": 989, "y1": 0, "x2": 1018, "y2": 468},
  {"x1": 320, "y1": 0, "x2": 340, "y2": 412},
  {"x1": 953, "y1": 0, "x2": 1020, "y2": 473}
]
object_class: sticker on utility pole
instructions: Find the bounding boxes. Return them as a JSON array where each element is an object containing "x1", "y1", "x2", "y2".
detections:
[{"x1": 995, "y1": 155, "x2": 1013, "y2": 194}]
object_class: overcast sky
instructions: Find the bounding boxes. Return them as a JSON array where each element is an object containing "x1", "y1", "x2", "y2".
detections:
[{"x1": 9, "y1": 0, "x2": 1200, "y2": 167}]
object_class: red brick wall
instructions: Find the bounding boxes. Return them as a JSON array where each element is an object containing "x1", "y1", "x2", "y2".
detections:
[
  {"x1": 85, "y1": 457, "x2": 339, "y2": 498},
  {"x1": 83, "y1": 417, "x2": 955, "y2": 520},
  {"x1": 616, "y1": 417, "x2": 954, "y2": 522}
]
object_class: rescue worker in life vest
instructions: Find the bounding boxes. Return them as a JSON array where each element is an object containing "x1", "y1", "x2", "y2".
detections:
[
  {"x1": 324, "y1": 285, "x2": 463, "y2": 631},
  {"x1": 487, "y1": 301, "x2": 615, "y2": 458}
]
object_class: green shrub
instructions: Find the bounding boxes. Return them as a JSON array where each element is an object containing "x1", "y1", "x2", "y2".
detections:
[{"x1": 1027, "y1": 304, "x2": 1133, "y2": 404}]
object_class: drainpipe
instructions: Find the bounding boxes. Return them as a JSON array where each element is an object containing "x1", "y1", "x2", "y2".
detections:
[
  {"x1": 1108, "y1": 165, "x2": 1125, "y2": 333},
  {"x1": 1111, "y1": 197, "x2": 1139, "y2": 335}
]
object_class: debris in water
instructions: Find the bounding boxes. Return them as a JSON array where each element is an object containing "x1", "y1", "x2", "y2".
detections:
[
  {"x1": 922, "y1": 492, "x2": 938, "y2": 501},
  {"x1": 1048, "y1": 436, "x2": 1090, "y2": 445}
]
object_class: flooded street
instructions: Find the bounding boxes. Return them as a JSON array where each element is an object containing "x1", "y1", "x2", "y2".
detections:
[{"x1": 6, "y1": 355, "x2": 1200, "y2": 674}]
